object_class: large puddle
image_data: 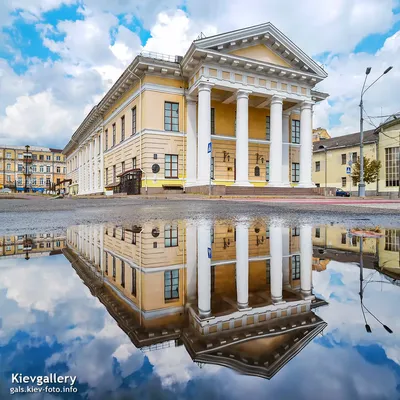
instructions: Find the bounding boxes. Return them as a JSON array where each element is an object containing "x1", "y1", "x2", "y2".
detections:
[{"x1": 0, "y1": 220, "x2": 399, "y2": 399}]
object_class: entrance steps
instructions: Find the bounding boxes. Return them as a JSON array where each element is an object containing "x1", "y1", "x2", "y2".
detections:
[{"x1": 224, "y1": 186, "x2": 320, "y2": 196}]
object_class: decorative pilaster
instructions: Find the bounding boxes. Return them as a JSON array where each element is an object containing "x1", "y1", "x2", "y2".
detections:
[
  {"x1": 298, "y1": 101, "x2": 315, "y2": 188},
  {"x1": 197, "y1": 83, "x2": 214, "y2": 186},
  {"x1": 282, "y1": 111, "x2": 291, "y2": 186},
  {"x1": 233, "y1": 90, "x2": 252, "y2": 186},
  {"x1": 186, "y1": 99, "x2": 197, "y2": 186},
  {"x1": 268, "y1": 95, "x2": 285, "y2": 187}
]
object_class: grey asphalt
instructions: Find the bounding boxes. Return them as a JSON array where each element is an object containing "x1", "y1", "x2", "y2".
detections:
[{"x1": 0, "y1": 195, "x2": 400, "y2": 235}]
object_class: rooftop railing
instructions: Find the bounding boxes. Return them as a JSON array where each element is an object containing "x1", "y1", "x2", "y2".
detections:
[{"x1": 140, "y1": 51, "x2": 182, "y2": 63}]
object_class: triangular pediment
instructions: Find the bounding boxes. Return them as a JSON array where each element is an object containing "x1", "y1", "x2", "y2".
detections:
[
  {"x1": 193, "y1": 22, "x2": 327, "y2": 79},
  {"x1": 228, "y1": 43, "x2": 292, "y2": 68}
]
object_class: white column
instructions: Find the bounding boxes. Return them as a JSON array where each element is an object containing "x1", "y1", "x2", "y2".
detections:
[
  {"x1": 233, "y1": 90, "x2": 252, "y2": 186},
  {"x1": 197, "y1": 222, "x2": 212, "y2": 317},
  {"x1": 197, "y1": 82, "x2": 213, "y2": 186},
  {"x1": 270, "y1": 225, "x2": 283, "y2": 302},
  {"x1": 268, "y1": 95, "x2": 285, "y2": 187},
  {"x1": 186, "y1": 99, "x2": 197, "y2": 186},
  {"x1": 100, "y1": 129, "x2": 105, "y2": 192},
  {"x1": 298, "y1": 101, "x2": 315, "y2": 188},
  {"x1": 89, "y1": 140, "x2": 93, "y2": 193},
  {"x1": 186, "y1": 224, "x2": 197, "y2": 300},
  {"x1": 282, "y1": 111, "x2": 291, "y2": 186},
  {"x1": 236, "y1": 223, "x2": 249, "y2": 309},
  {"x1": 300, "y1": 225, "x2": 313, "y2": 297},
  {"x1": 94, "y1": 136, "x2": 98, "y2": 191}
]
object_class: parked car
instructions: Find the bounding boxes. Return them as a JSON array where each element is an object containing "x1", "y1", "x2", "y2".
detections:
[
  {"x1": 0, "y1": 188, "x2": 12, "y2": 194},
  {"x1": 336, "y1": 188, "x2": 351, "y2": 197}
]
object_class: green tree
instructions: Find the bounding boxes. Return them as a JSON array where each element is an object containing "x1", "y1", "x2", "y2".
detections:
[{"x1": 351, "y1": 157, "x2": 382, "y2": 185}]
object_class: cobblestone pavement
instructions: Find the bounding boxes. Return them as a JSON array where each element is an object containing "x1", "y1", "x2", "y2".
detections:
[{"x1": 1, "y1": 195, "x2": 400, "y2": 235}]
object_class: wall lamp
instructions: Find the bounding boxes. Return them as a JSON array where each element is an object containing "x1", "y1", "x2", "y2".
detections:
[
  {"x1": 255, "y1": 153, "x2": 264, "y2": 164},
  {"x1": 223, "y1": 151, "x2": 230, "y2": 162}
]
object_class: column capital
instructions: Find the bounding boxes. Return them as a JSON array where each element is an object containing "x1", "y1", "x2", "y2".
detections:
[
  {"x1": 198, "y1": 81, "x2": 214, "y2": 93},
  {"x1": 282, "y1": 110, "x2": 291, "y2": 118},
  {"x1": 300, "y1": 100, "x2": 314, "y2": 110},
  {"x1": 236, "y1": 89, "x2": 252, "y2": 100},
  {"x1": 271, "y1": 95, "x2": 285, "y2": 105},
  {"x1": 186, "y1": 96, "x2": 197, "y2": 105}
]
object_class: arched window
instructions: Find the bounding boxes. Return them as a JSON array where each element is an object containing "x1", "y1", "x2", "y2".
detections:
[{"x1": 254, "y1": 166, "x2": 260, "y2": 177}]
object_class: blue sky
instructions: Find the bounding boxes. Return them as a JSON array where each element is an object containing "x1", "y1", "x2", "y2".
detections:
[{"x1": 0, "y1": 0, "x2": 399, "y2": 148}]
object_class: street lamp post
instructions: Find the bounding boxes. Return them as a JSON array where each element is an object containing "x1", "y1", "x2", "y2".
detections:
[
  {"x1": 359, "y1": 66, "x2": 392, "y2": 197},
  {"x1": 24, "y1": 144, "x2": 30, "y2": 193}
]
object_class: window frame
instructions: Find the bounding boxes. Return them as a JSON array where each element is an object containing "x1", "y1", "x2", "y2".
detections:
[
  {"x1": 121, "y1": 115, "x2": 125, "y2": 142},
  {"x1": 291, "y1": 162, "x2": 300, "y2": 183},
  {"x1": 112, "y1": 123, "x2": 116, "y2": 147},
  {"x1": 291, "y1": 255, "x2": 301, "y2": 280},
  {"x1": 132, "y1": 106, "x2": 137, "y2": 135},
  {"x1": 164, "y1": 269, "x2": 179, "y2": 301},
  {"x1": 105, "y1": 129, "x2": 108, "y2": 151},
  {"x1": 291, "y1": 119, "x2": 300, "y2": 144},
  {"x1": 341, "y1": 176, "x2": 347, "y2": 187},
  {"x1": 164, "y1": 102, "x2": 179, "y2": 132},
  {"x1": 164, "y1": 224, "x2": 178, "y2": 248},
  {"x1": 164, "y1": 154, "x2": 178, "y2": 179},
  {"x1": 211, "y1": 107, "x2": 215, "y2": 135},
  {"x1": 315, "y1": 161, "x2": 320, "y2": 172},
  {"x1": 266, "y1": 115, "x2": 271, "y2": 141}
]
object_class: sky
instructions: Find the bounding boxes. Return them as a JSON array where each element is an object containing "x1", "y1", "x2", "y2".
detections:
[{"x1": 0, "y1": 0, "x2": 399, "y2": 149}]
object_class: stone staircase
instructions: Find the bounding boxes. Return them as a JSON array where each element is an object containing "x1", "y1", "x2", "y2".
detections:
[{"x1": 224, "y1": 186, "x2": 321, "y2": 196}]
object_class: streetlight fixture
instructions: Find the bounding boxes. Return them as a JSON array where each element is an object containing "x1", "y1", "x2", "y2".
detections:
[
  {"x1": 318, "y1": 145, "x2": 328, "y2": 196},
  {"x1": 359, "y1": 66, "x2": 393, "y2": 197}
]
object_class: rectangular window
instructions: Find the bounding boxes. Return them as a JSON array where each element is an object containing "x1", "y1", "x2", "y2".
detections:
[
  {"x1": 291, "y1": 119, "x2": 300, "y2": 144},
  {"x1": 46, "y1": 178, "x2": 51, "y2": 186},
  {"x1": 112, "y1": 257, "x2": 116, "y2": 280},
  {"x1": 32, "y1": 178, "x2": 37, "y2": 185},
  {"x1": 121, "y1": 261, "x2": 125, "y2": 288},
  {"x1": 17, "y1": 178, "x2": 23, "y2": 186},
  {"x1": 121, "y1": 115, "x2": 125, "y2": 141},
  {"x1": 32, "y1": 154, "x2": 37, "y2": 160},
  {"x1": 315, "y1": 161, "x2": 320, "y2": 172},
  {"x1": 121, "y1": 161, "x2": 125, "y2": 173},
  {"x1": 6, "y1": 152, "x2": 11, "y2": 159},
  {"x1": 132, "y1": 107, "x2": 137, "y2": 135},
  {"x1": 315, "y1": 228, "x2": 320, "y2": 238},
  {"x1": 56, "y1": 156, "x2": 61, "y2": 161},
  {"x1": 352, "y1": 236, "x2": 357, "y2": 246},
  {"x1": 385, "y1": 147, "x2": 399, "y2": 187},
  {"x1": 211, "y1": 108, "x2": 215, "y2": 135},
  {"x1": 31, "y1": 165, "x2": 36, "y2": 172},
  {"x1": 113, "y1": 165, "x2": 116, "y2": 182},
  {"x1": 105, "y1": 129, "x2": 108, "y2": 150},
  {"x1": 211, "y1": 265, "x2": 216, "y2": 293},
  {"x1": 164, "y1": 269, "x2": 179, "y2": 301},
  {"x1": 165, "y1": 154, "x2": 178, "y2": 178},
  {"x1": 57, "y1": 166, "x2": 61, "y2": 173},
  {"x1": 104, "y1": 253, "x2": 108, "y2": 274},
  {"x1": 6, "y1": 175, "x2": 11, "y2": 182},
  {"x1": 18, "y1": 164, "x2": 23, "y2": 172},
  {"x1": 131, "y1": 268, "x2": 137, "y2": 296},
  {"x1": 18, "y1": 153, "x2": 23, "y2": 159},
  {"x1": 46, "y1": 155, "x2": 51, "y2": 161},
  {"x1": 164, "y1": 102, "x2": 179, "y2": 132},
  {"x1": 165, "y1": 224, "x2": 178, "y2": 247},
  {"x1": 385, "y1": 230, "x2": 400, "y2": 251},
  {"x1": 211, "y1": 157, "x2": 215, "y2": 179},
  {"x1": 266, "y1": 259, "x2": 271, "y2": 284},
  {"x1": 266, "y1": 161, "x2": 270, "y2": 181},
  {"x1": 352, "y1": 152, "x2": 358, "y2": 163},
  {"x1": 112, "y1": 123, "x2": 116, "y2": 147},
  {"x1": 292, "y1": 227, "x2": 300, "y2": 237},
  {"x1": 39, "y1": 155, "x2": 44, "y2": 161},
  {"x1": 266, "y1": 116, "x2": 271, "y2": 141},
  {"x1": 292, "y1": 162, "x2": 300, "y2": 183},
  {"x1": 40, "y1": 178, "x2": 44, "y2": 185},
  {"x1": 132, "y1": 157, "x2": 137, "y2": 169},
  {"x1": 6, "y1": 163, "x2": 11, "y2": 171},
  {"x1": 292, "y1": 255, "x2": 301, "y2": 280},
  {"x1": 105, "y1": 168, "x2": 108, "y2": 185},
  {"x1": 46, "y1": 166, "x2": 51, "y2": 173},
  {"x1": 341, "y1": 177, "x2": 347, "y2": 187},
  {"x1": 40, "y1": 165, "x2": 44, "y2": 173}
]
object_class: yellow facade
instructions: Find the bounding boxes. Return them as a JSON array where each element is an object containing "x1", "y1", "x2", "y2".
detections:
[{"x1": 0, "y1": 146, "x2": 66, "y2": 192}]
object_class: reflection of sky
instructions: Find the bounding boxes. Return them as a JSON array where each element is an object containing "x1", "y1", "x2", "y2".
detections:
[{"x1": 0, "y1": 246, "x2": 400, "y2": 399}]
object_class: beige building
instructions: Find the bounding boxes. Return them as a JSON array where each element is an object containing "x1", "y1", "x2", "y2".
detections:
[
  {"x1": 313, "y1": 117, "x2": 400, "y2": 196},
  {"x1": 64, "y1": 23, "x2": 328, "y2": 195},
  {"x1": 0, "y1": 145, "x2": 66, "y2": 193},
  {"x1": 64, "y1": 220, "x2": 327, "y2": 379},
  {"x1": 312, "y1": 127, "x2": 331, "y2": 142}
]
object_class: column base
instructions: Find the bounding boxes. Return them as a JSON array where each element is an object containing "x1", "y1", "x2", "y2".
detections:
[
  {"x1": 267, "y1": 181, "x2": 286, "y2": 188},
  {"x1": 185, "y1": 181, "x2": 199, "y2": 187},
  {"x1": 199, "y1": 309, "x2": 212, "y2": 318},
  {"x1": 297, "y1": 182, "x2": 316, "y2": 188},
  {"x1": 232, "y1": 181, "x2": 253, "y2": 187},
  {"x1": 271, "y1": 296, "x2": 285, "y2": 304},
  {"x1": 237, "y1": 302, "x2": 251, "y2": 311}
]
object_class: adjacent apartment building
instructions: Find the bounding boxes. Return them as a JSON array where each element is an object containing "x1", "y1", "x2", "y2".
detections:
[
  {"x1": 312, "y1": 116, "x2": 400, "y2": 196},
  {"x1": 63, "y1": 22, "x2": 328, "y2": 195},
  {"x1": 0, "y1": 145, "x2": 66, "y2": 192}
]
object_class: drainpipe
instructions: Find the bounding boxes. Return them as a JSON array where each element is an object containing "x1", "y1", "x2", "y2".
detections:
[{"x1": 126, "y1": 67, "x2": 147, "y2": 194}]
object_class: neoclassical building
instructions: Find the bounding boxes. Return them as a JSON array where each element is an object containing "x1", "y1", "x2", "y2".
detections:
[{"x1": 64, "y1": 23, "x2": 328, "y2": 195}]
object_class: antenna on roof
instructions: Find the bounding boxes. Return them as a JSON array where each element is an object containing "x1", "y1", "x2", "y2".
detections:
[{"x1": 196, "y1": 32, "x2": 206, "y2": 40}]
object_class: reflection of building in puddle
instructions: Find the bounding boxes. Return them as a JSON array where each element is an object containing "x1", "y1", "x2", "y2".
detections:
[
  {"x1": 312, "y1": 226, "x2": 400, "y2": 280},
  {"x1": 64, "y1": 222, "x2": 327, "y2": 379},
  {"x1": 0, "y1": 233, "x2": 66, "y2": 259}
]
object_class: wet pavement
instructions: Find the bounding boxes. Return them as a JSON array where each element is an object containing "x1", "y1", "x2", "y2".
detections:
[{"x1": 0, "y1": 215, "x2": 399, "y2": 399}]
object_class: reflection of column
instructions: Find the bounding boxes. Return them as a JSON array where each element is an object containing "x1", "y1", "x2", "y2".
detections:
[
  {"x1": 236, "y1": 223, "x2": 249, "y2": 309},
  {"x1": 197, "y1": 222, "x2": 211, "y2": 316},
  {"x1": 270, "y1": 225, "x2": 283, "y2": 302},
  {"x1": 186, "y1": 99, "x2": 197, "y2": 186},
  {"x1": 300, "y1": 225, "x2": 312, "y2": 296},
  {"x1": 186, "y1": 224, "x2": 197, "y2": 300},
  {"x1": 282, "y1": 227, "x2": 290, "y2": 286}
]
